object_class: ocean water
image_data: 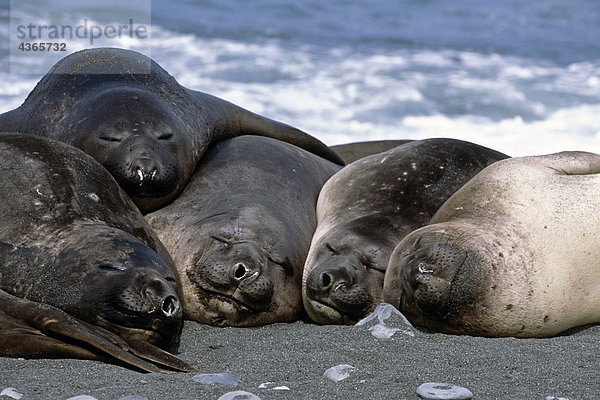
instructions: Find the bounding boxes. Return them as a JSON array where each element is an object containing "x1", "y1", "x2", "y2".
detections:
[{"x1": 1, "y1": 0, "x2": 599, "y2": 156}]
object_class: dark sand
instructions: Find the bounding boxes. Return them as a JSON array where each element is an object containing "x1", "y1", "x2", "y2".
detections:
[{"x1": 1, "y1": 318, "x2": 599, "y2": 400}]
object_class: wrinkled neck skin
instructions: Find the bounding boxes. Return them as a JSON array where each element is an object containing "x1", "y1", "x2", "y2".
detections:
[{"x1": 0, "y1": 222, "x2": 183, "y2": 350}]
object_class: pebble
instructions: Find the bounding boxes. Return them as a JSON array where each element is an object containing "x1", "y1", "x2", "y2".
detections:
[
  {"x1": 0, "y1": 388, "x2": 23, "y2": 400},
  {"x1": 217, "y1": 391, "x2": 262, "y2": 400},
  {"x1": 323, "y1": 364, "x2": 357, "y2": 382},
  {"x1": 192, "y1": 373, "x2": 242, "y2": 386},
  {"x1": 257, "y1": 382, "x2": 290, "y2": 390},
  {"x1": 416, "y1": 382, "x2": 473, "y2": 400}
]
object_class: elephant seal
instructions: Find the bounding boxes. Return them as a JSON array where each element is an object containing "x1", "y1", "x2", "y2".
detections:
[
  {"x1": 383, "y1": 151, "x2": 600, "y2": 337},
  {"x1": 330, "y1": 140, "x2": 412, "y2": 164},
  {"x1": 303, "y1": 138, "x2": 508, "y2": 325},
  {"x1": 146, "y1": 136, "x2": 340, "y2": 326},
  {"x1": 0, "y1": 132, "x2": 192, "y2": 372},
  {"x1": 0, "y1": 47, "x2": 343, "y2": 213}
]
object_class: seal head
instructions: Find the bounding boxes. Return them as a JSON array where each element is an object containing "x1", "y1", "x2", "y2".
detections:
[{"x1": 69, "y1": 87, "x2": 190, "y2": 211}]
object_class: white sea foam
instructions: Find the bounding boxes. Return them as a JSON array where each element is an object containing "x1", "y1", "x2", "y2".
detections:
[{"x1": 1, "y1": 22, "x2": 599, "y2": 158}]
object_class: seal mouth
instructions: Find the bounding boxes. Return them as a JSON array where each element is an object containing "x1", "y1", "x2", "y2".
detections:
[
  {"x1": 196, "y1": 285, "x2": 261, "y2": 313},
  {"x1": 305, "y1": 298, "x2": 364, "y2": 325},
  {"x1": 192, "y1": 286, "x2": 278, "y2": 327}
]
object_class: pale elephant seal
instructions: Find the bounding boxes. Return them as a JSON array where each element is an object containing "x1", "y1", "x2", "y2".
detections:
[
  {"x1": 383, "y1": 151, "x2": 600, "y2": 337},
  {"x1": 0, "y1": 133, "x2": 192, "y2": 372},
  {"x1": 330, "y1": 140, "x2": 412, "y2": 164},
  {"x1": 0, "y1": 48, "x2": 343, "y2": 213},
  {"x1": 146, "y1": 136, "x2": 340, "y2": 326},
  {"x1": 303, "y1": 138, "x2": 508, "y2": 324}
]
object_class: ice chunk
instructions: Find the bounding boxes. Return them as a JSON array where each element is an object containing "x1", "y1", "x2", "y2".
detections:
[
  {"x1": 0, "y1": 388, "x2": 23, "y2": 399},
  {"x1": 217, "y1": 391, "x2": 262, "y2": 400},
  {"x1": 258, "y1": 382, "x2": 290, "y2": 390},
  {"x1": 192, "y1": 373, "x2": 242, "y2": 386},
  {"x1": 355, "y1": 303, "x2": 415, "y2": 339},
  {"x1": 323, "y1": 364, "x2": 357, "y2": 382},
  {"x1": 416, "y1": 382, "x2": 473, "y2": 399}
]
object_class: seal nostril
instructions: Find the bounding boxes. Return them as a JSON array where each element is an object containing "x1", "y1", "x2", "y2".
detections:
[
  {"x1": 234, "y1": 263, "x2": 248, "y2": 280},
  {"x1": 136, "y1": 167, "x2": 145, "y2": 182},
  {"x1": 133, "y1": 159, "x2": 158, "y2": 182},
  {"x1": 321, "y1": 272, "x2": 332, "y2": 289},
  {"x1": 161, "y1": 295, "x2": 179, "y2": 317}
]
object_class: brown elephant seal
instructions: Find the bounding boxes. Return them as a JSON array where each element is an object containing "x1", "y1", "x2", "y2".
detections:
[
  {"x1": 383, "y1": 151, "x2": 600, "y2": 337},
  {"x1": 0, "y1": 47, "x2": 343, "y2": 213},
  {"x1": 146, "y1": 135, "x2": 340, "y2": 326},
  {"x1": 0, "y1": 132, "x2": 192, "y2": 372},
  {"x1": 330, "y1": 140, "x2": 412, "y2": 164},
  {"x1": 303, "y1": 138, "x2": 509, "y2": 325}
]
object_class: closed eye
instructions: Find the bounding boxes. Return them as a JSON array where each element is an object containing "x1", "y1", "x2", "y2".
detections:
[
  {"x1": 211, "y1": 235, "x2": 230, "y2": 248},
  {"x1": 99, "y1": 135, "x2": 122, "y2": 143},
  {"x1": 266, "y1": 254, "x2": 294, "y2": 277},
  {"x1": 157, "y1": 133, "x2": 173, "y2": 141},
  {"x1": 98, "y1": 262, "x2": 126, "y2": 271},
  {"x1": 326, "y1": 243, "x2": 340, "y2": 255}
]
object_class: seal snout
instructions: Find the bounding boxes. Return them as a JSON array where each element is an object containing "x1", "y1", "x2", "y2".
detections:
[
  {"x1": 308, "y1": 266, "x2": 352, "y2": 295},
  {"x1": 161, "y1": 295, "x2": 180, "y2": 317},
  {"x1": 195, "y1": 240, "x2": 275, "y2": 312},
  {"x1": 138, "y1": 272, "x2": 183, "y2": 319},
  {"x1": 305, "y1": 255, "x2": 374, "y2": 322},
  {"x1": 402, "y1": 234, "x2": 467, "y2": 316},
  {"x1": 133, "y1": 157, "x2": 159, "y2": 183},
  {"x1": 232, "y1": 262, "x2": 258, "y2": 282}
]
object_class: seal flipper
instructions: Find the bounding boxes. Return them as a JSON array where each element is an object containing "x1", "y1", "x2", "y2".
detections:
[
  {"x1": 0, "y1": 290, "x2": 194, "y2": 373},
  {"x1": 190, "y1": 91, "x2": 345, "y2": 165},
  {"x1": 0, "y1": 110, "x2": 23, "y2": 132},
  {"x1": 125, "y1": 339, "x2": 197, "y2": 373},
  {"x1": 541, "y1": 151, "x2": 600, "y2": 175},
  {"x1": 0, "y1": 310, "x2": 105, "y2": 361}
]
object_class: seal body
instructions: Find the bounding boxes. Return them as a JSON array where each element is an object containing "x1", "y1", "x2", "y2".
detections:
[
  {"x1": 0, "y1": 48, "x2": 343, "y2": 213},
  {"x1": 146, "y1": 135, "x2": 340, "y2": 326},
  {"x1": 330, "y1": 140, "x2": 412, "y2": 164},
  {"x1": 303, "y1": 138, "x2": 508, "y2": 324},
  {"x1": 383, "y1": 152, "x2": 600, "y2": 337},
  {"x1": 0, "y1": 133, "x2": 191, "y2": 372}
]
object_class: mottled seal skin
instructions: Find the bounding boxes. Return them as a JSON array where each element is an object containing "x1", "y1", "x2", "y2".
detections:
[
  {"x1": 330, "y1": 140, "x2": 412, "y2": 164},
  {"x1": 0, "y1": 47, "x2": 343, "y2": 213},
  {"x1": 0, "y1": 133, "x2": 192, "y2": 372},
  {"x1": 383, "y1": 152, "x2": 600, "y2": 338},
  {"x1": 146, "y1": 135, "x2": 340, "y2": 326},
  {"x1": 303, "y1": 138, "x2": 508, "y2": 325}
]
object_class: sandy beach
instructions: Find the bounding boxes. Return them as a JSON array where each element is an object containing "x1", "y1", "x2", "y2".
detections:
[{"x1": 1, "y1": 311, "x2": 598, "y2": 400}]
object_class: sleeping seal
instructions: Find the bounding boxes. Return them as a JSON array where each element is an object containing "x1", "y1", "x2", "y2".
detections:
[
  {"x1": 303, "y1": 138, "x2": 508, "y2": 324},
  {"x1": 383, "y1": 151, "x2": 600, "y2": 337},
  {"x1": 0, "y1": 47, "x2": 343, "y2": 213},
  {"x1": 146, "y1": 136, "x2": 340, "y2": 326},
  {"x1": 0, "y1": 132, "x2": 192, "y2": 372}
]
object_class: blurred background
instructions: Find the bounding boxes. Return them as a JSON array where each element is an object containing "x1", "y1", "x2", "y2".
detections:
[{"x1": 1, "y1": 0, "x2": 599, "y2": 156}]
